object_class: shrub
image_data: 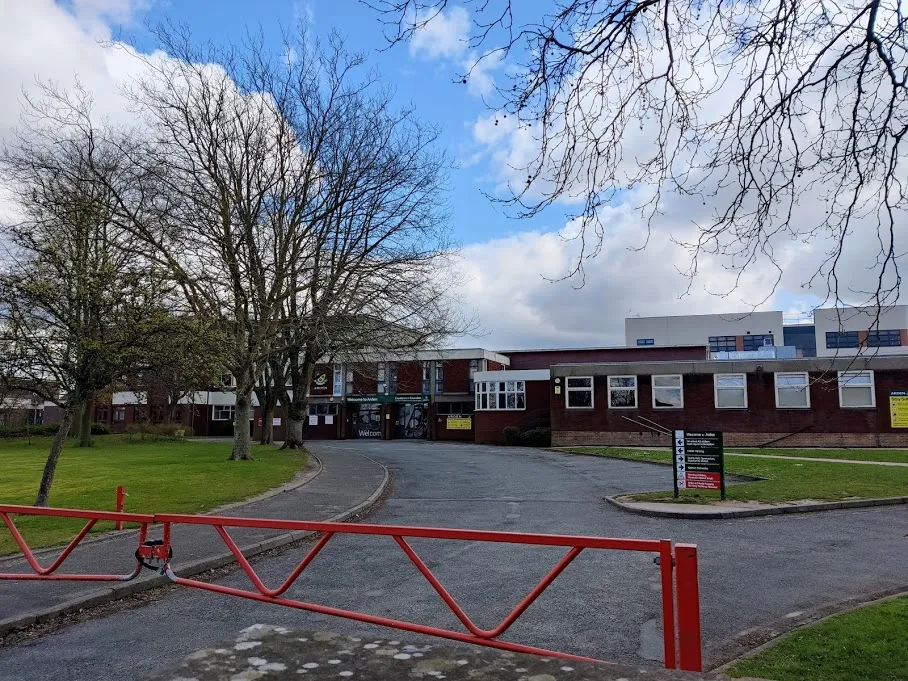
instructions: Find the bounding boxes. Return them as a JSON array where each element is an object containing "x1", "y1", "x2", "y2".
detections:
[
  {"x1": 0, "y1": 423, "x2": 60, "y2": 439},
  {"x1": 124, "y1": 422, "x2": 193, "y2": 442},
  {"x1": 503, "y1": 426, "x2": 551, "y2": 447}
]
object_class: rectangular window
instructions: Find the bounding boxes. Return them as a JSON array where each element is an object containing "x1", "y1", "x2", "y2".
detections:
[
  {"x1": 826, "y1": 331, "x2": 860, "y2": 349},
  {"x1": 775, "y1": 372, "x2": 810, "y2": 408},
  {"x1": 566, "y1": 376, "x2": 594, "y2": 409},
  {"x1": 113, "y1": 407, "x2": 126, "y2": 423},
  {"x1": 607, "y1": 376, "x2": 638, "y2": 408},
  {"x1": 422, "y1": 361, "x2": 431, "y2": 394},
  {"x1": 838, "y1": 371, "x2": 875, "y2": 408},
  {"x1": 437, "y1": 401, "x2": 474, "y2": 415},
  {"x1": 714, "y1": 374, "x2": 747, "y2": 408},
  {"x1": 333, "y1": 365, "x2": 343, "y2": 396},
  {"x1": 309, "y1": 404, "x2": 339, "y2": 415},
  {"x1": 469, "y1": 359, "x2": 479, "y2": 392},
  {"x1": 212, "y1": 405, "x2": 235, "y2": 421},
  {"x1": 96, "y1": 405, "x2": 109, "y2": 422},
  {"x1": 652, "y1": 375, "x2": 683, "y2": 409},
  {"x1": 474, "y1": 380, "x2": 525, "y2": 410},
  {"x1": 346, "y1": 369, "x2": 354, "y2": 396},
  {"x1": 709, "y1": 336, "x2": 737, "y2": 352},
  {"x1": 388, "y1": 362, "x2": 398, "y2": 395},
  {"x1": 219, "y1": 373, "x2": 234, "y2": 387},
  {"x1": 435, "y1": 360, "x2": 444, "y2": 394},
  {"x1": 636, "y1": 338, "x2": 655, "y2": 346},
  {"x1": 377, "y1": 363, "x2": 387, "y2": 395},
  {"x1": 742, "y1": 334, "x2": 774, "y2": 351},
  {"x1": 866, "y1": 329, "x2": 902, "y2": 347}
]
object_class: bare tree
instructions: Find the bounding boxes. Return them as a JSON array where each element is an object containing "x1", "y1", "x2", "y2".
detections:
[
  {"x1": 270, "y1": 44, "x2": 469, "y2": 449},
  {"x1": 367, "y1": 0, "x2": 908, "y2": 306},
  {"x1": 0, "y1": 98, "x2": 178, "y2": 504}
]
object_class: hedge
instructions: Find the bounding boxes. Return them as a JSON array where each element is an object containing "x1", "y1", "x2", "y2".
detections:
[{"x1": 503, "y1": 426, "x2": 552, "y2": 447}]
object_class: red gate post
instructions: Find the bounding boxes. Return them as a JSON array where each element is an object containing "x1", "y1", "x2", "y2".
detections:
[
  {"x1": 115, "y1": 486, "x2": 125, "y2": 530},
  {"x1": 674, "y1": 543, "x2": 703, "y2": 672},
  {"x1": 658, "y1": 539, "x2": 677, "y2": 669}
]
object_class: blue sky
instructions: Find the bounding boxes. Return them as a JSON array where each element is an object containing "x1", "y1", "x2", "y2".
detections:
[
  {"x1": 125, "y1": 0, "x2": 555, "y2": 249},
  {"x1": 3, "y1": 1, "x2": 846, "y2": 348}
]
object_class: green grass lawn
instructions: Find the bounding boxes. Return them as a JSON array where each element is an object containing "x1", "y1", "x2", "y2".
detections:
[
  {"x1": 729, "y1": 596, "x2": 908, "y2": 681},
  {"x1": 0, "y1": 435, "x2": 306, "y2": 556},
  {"x1": 565, "y1": 447, "x2": 908, "y2": 503},
  {"x1": 728, "y1": 448, "x2": 908, "y2": 464}
]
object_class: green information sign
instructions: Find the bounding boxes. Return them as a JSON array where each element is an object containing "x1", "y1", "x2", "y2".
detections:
[
  {"x1": 345, "y1": 394, "x2": 429, "y2": 404},
  {"x1": 673, "y1": 430, "x2": 725, "y2": 499}
]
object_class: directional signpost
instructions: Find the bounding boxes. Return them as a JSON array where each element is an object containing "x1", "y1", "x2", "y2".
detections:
[{"x1": 673, "y1": 430, "x2": 725, "y2": 500}]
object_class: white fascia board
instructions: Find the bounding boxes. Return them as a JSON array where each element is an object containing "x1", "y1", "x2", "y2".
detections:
[
  {"x1": 474, "y1": 369, "x2": 550, "y2": 382},
  {"x1": 339, "y1": 348, "x2": 511, "y2": 365}
]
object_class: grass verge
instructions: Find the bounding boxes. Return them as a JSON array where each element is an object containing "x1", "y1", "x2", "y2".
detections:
[
  {"x1": 565, "y1": 447, "x2": 908, "y2": 503},
  {"x1": 728, "y1": 596, "x2": 908, "y2": 681},
  {"x1": 0, "y1": 435, "x2": 307, "y2": 556},
  {"x1": 728, "y1": 448, "x2": 908, "y2": 464}
]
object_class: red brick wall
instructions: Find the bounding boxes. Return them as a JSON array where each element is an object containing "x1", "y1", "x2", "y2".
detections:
[
  {"x1": 395, "y1": 361, "x2": 424, "y2": 394},
  {"x1": 487, "y1": 360, "x2": 507, "y2": 371},
  {"x1": 474, "y1": 380, "x2": 551, "y2": 444},
  {"x1": 505, "y1": 346, "x2": 708, "y2": 370},
  {"x1": 441, "y1": 359, "x2": 472, "y2": 394},
  {"x1": 551, "y1": 369, "x2": 908, "y2": 447}
]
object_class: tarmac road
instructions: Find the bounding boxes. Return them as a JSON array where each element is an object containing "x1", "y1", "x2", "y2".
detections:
[{"x1": 0, "y1": 440, "x2": 905, "y2": 680}]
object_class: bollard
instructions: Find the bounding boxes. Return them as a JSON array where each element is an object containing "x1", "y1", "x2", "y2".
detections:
[{"x1": 115, "y1": 486, "x2": 125, "y2": 530}]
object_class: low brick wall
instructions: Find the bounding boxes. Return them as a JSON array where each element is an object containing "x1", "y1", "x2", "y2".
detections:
[{"x1": 553, "y1": 430, "x2": 908, "y2": 448}]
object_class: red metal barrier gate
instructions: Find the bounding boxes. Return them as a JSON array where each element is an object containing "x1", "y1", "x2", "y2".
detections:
[{"x1": 0, "y1": 504, "x2": 702, "y2": 671}]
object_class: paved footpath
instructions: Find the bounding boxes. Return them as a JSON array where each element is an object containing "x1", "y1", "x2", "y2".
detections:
[{"x1": 0, "y1": 448, "x2": 387, "y2": 635}]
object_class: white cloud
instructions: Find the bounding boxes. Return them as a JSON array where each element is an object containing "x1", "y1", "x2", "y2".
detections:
[{"x1": 409, "y1": 6, "x2": 469, "y2": 60}]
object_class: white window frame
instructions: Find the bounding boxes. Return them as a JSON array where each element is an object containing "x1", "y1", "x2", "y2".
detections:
[
  {"x1": 113, "y1": 406, "x2": 126, "y2": 423},
  {"x1": 565, "y1": 376, "x2": 595, "y2": 409},
  {"x1": 837, "y1": 370, "x2": 876, "y2": 408},
  {"x1": 774, "y1": 372, "x2": 810, "y2": 409},
  {"x1": 474, "y1": 380, "x2": 526, "y2": 411},
  {"x1": 212, "y1": 405, "x2": 236, "y2": 421},
  {"x1": 714, "y1": 373, "x2": 748, "y2": 409},
  {"x1": 332, "y1": 365, "x2": 343, "y2": 397},
  {"x1": 607, "y1": 375, "x2": 638, "y2": 409},
  {"x1": 652, "y1": 374, "x2": 684, "y2": 409}
]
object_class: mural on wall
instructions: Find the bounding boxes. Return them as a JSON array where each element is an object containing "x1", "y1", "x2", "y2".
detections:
[
  {"x1": 395, "y1": 403, "x2": 427, "y2": 439},
  {"x1": 352, "y1": 405, "x2": 382, "y2": 438}
]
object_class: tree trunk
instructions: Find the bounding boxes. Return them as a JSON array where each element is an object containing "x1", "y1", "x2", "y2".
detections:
[
  {"x1": 230, "y1": 390, "x2": 254, "y2": 460},
  {"x1": 78, "y1": 392, "x2": 95, "y2": 447},
  {"x1": 260, "y1": 402, "x2": 276, "y2": 445},
  {"x1": 35, "y1": 409, "x2": 74, "y2": 506},
  {"x1": 282, "y1": 399, "x2": 305, "y2": 450}
]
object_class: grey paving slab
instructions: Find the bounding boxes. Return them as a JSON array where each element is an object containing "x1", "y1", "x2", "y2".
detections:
[{"x1": 0, "y1": 441, "x2": 904, "y2": 681}]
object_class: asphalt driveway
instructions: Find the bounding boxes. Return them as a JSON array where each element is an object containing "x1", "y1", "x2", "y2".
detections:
[{"x1": 0, "y1": 441, "x2": 905, "y2": 681}]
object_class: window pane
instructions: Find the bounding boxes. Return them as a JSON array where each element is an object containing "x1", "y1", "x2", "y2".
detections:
[
  {"x1": 716, "y1": 374, "x2": 745, "y2": 388},
  {"x1": 654, "y1": 388, "x2": 682, "y2": 408},
  {"x1": 506, "y1": 381, "x2": 515, "y2": 391},
  {"x1": 653, "y1": 375, "x2": 681, "y2": 388},
  {"x1": 840, "y1": 372, "x2": 872, "y2": 386},
  {"x1": 499, "y1": 382, "x2": 506, "y2": 392},
  {"x1": 567, "y1": 377, "x2": 592, "y2": 388},
  {"x1": 488, "y1": 382, "x2": 497, "y2": 392},
  {"x1": 480, "y1": 394, "x2": 487, "y2": 409},
  {"x1": 516, "y1": 394, "x2": 525, "y2": 409},
  {"x1": 842, "y1": 386, "x2": 874, "y2": 407},
  {"x1": 609, "y1": 389, "x2": 636, "y2": 408},
  {"x1": 516, "y1": 381, "x2": 525, "y2": 391},
  {"x1": 568, "y1": 390, "x2": 593, "y2": 408},
  {"x1": 507, "y1": 393, "x2": 517, "y2": 409},
  {"x1": 498, "y1": 393, "x2": 506, "y2": 409},
  {"x1": 777, "y1": 387, "x2": 808, "y2": 408},
  {"x1": 716, "y1": 388, "x2": 746, "y2": 407},
  {"x1": 609, "y1": 376, "x2": 636, "y2": 388},
  {"x1": 777, "y1": 373, "x2": 807, "y2": 387}
]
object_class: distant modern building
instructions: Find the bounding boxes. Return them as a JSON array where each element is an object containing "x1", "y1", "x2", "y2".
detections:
[{"x1": 625, "y1": 305, "x2": 908, "y2": 359}]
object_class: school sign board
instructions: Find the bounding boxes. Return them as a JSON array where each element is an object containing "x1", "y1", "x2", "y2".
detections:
[
  {"x1": 673, "y1": 430, "x2": 725, "y2": 499},
  {"x1": 889, "y1": 391, "x2": 908, "y2": 428}
]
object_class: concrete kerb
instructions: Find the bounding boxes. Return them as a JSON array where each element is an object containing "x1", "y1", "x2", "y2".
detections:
[
  {"x1": 0, "y1": 454, "x2": 390, "y2": 638},
  {"x1": 708, "y1": 588, "x2": 908, "y2": 672},
  {"x1": 0, "y1": 449, "x2": 324, "y2": 568},
  {"x1": 606, "y1": 493, "x2": 908, "y2": 519}
]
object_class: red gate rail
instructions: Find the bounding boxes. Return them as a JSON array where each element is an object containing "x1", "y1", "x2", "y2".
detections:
[{"x1": 0, "y1": 504, "x2": 702, "y2": 671}]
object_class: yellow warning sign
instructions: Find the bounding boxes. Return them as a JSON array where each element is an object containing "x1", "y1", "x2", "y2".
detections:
[
  {"x1": 889, "y1": 392, "x2": 908, "y2": 428},
  {"x1": 446, "y1": 417, "x2": 472, "y2": 430}
]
